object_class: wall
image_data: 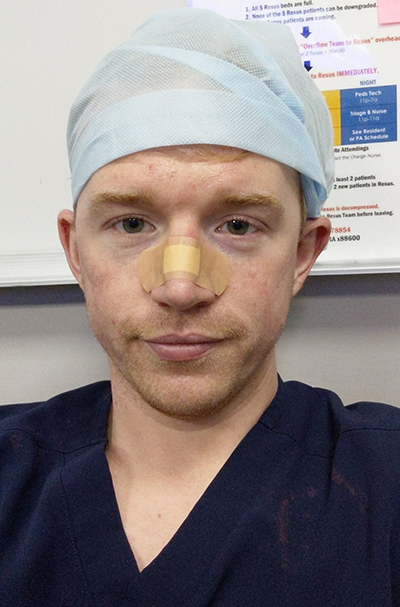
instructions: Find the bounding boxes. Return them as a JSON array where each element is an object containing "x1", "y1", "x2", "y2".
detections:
[{"x1": 1, "y1": 273, "x2": 399, "y2": 406}]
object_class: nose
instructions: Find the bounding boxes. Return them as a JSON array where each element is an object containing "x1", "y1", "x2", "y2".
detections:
[{"x1": 150, "y1": 277, "x2": 216, "y2": 311}]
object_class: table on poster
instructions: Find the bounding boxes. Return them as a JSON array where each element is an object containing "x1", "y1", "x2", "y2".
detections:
[{"x1": 189, "y1": 0, "x2": 400, "y2": 274}]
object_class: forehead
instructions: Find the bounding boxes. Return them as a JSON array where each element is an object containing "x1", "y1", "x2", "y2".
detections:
[{"x1": 77, "y1": 145, "x2": 301, "y2": 211}]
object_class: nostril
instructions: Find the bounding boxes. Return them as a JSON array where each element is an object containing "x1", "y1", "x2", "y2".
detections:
[{"x1": 150, "y1": 278, "x2": 216, "y2": 311}]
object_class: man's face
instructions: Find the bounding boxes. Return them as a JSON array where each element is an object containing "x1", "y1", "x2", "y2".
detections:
[{"x1": 59, "y1": 147, "x2": 329, "y2": 420}]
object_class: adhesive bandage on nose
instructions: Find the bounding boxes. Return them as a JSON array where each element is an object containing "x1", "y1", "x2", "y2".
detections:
[{"x1": 137, "y1": 236, "x2": 230, "y2": 296}]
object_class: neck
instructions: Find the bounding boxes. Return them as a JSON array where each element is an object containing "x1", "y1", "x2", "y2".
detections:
[
  {"x1": 106, "y1": 361, "x2": 278, "y2": 482},
  {"x1": 105, "y1": 361, "x2": 278, "y2": 571}
]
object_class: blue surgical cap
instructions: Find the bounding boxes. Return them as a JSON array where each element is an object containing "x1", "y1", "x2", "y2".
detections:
[{"x1": 67, "y1": 8, "x2": 334, "y2": 217}]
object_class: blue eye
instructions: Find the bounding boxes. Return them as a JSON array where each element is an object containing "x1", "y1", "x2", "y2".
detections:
[
  {"x1": 120, "y1": 218, "x2": 145, "y2": 233},
  {"x1": 226, "y1": 219, "x2": 251, "y2": 235}
]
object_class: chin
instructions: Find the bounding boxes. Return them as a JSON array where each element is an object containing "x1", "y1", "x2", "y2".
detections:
[
  {"x1": 105, "y1": 322, "x2": 278, "y2": 421},
  {"x1": 127, "y1": 373, "x2": 243, "y2": 421}
]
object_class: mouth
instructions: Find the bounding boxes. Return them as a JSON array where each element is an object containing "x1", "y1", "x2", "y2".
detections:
[{"x1": 143, "y1": 334, "x2": 223, "y2": 362}]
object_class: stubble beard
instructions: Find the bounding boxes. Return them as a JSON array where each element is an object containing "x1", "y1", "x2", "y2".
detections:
[{"x1": 97, "y1": 312, "x2": 277, "y2": 421}]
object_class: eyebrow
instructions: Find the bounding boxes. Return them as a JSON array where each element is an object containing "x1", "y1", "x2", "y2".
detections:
[
  {"x1": 86, "y1": 192, "x2": 154, "y2": 214},
  {"x1": 219, "y1": 193, "x2": 285, "y2": 212},
  {"x1": 85, "y1": 191, "x2": 285, "y2": 218}
]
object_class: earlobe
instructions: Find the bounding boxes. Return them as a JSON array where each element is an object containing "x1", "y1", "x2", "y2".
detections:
[
  {"x1": 292, "y1": 216, "x2": 331, "y2": 296},
  {"x1": 57, "y1": 210, "x2": 83, "y2": 287}
]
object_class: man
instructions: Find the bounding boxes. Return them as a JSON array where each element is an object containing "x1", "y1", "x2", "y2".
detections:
[{"x1": 1, "y1": 8, "x2": 399, "y2": 606}]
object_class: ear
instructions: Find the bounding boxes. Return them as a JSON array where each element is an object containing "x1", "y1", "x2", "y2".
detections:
[
  {"x1": 292, "y1": 216, "x2": 331, "y2": 296},
  {"x1": 57, "y1": 209, "x2": 84, "y2": 288}
]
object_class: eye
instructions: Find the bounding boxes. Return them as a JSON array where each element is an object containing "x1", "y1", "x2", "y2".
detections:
[
  {"x1": 216, "y1": 217, "x2": 259, "y2": 237},
  {"x1": 116, "y1": 217, "x2": 146, "y2": 234},
  {"x1": 226, "y1": 219, "x2": 252, "y2": 235}
]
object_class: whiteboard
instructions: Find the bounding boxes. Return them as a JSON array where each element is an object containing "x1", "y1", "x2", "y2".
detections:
[
  {"x1": 0, "y1": 0, "x2": 185, "y2": 287},
  {"x1": 190, "y1": 0, "x2": 400, "y2": 275}
]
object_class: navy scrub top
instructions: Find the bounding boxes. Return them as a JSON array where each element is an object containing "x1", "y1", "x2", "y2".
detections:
[{"x1": 1, "y1": 379, "x2": 400, "y2": 606}]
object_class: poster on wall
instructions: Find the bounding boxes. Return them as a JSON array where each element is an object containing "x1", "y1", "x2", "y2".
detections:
[{"x1": 188, "y1": 0, "x2": 400, "y2": 273}]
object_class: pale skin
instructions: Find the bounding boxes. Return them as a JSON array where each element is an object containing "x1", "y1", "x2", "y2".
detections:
[{"x1": 58, "y1": 145, "x2": 331, "y2": 571}]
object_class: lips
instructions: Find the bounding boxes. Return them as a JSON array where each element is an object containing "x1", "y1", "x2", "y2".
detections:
[{"x1": 144, "y1": 334, "x2": 222, "y2": 362}]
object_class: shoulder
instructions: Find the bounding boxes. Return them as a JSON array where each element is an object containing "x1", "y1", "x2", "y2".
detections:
[
  {"x1": 262, "y1": 379, "x2": 400, "y2": 459},
  {"x1": 0, "y1": 381, "x2": 111, "y2": 452},
  {"x1": 304, "y1": 380, "x2": 400, "y2": 430},
  {"x1": 260, "y1": 380, "x2": 400, "y2": 518}
]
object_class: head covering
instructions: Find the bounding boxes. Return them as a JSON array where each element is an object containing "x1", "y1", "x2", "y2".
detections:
[{"x1": 67, "y1": 8, "x2": 334, "y2": 216}]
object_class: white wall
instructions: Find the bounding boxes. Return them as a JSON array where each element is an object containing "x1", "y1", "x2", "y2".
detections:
[
  {"x1": 1, "y1": 273, "x2": 399, "y2": 406},
  {"x1": 277, "y1": 273, "x2": 400, "y2": 406}
]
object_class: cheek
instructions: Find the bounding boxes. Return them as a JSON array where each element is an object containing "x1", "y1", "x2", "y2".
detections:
[
  {"x1": 223, "y1": 266, "x2": 292, "y2": 344},
  {"x1": 228, "y1": 248, "x2": 297, "y2": 304},
  {"x1": 78, "y1": 250, "x2": 141, "y2": 320}
]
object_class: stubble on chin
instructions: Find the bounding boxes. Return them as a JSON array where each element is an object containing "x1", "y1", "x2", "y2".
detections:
[{"x1": 104, "y1": 313, "x2": 269, "y2": 421}]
